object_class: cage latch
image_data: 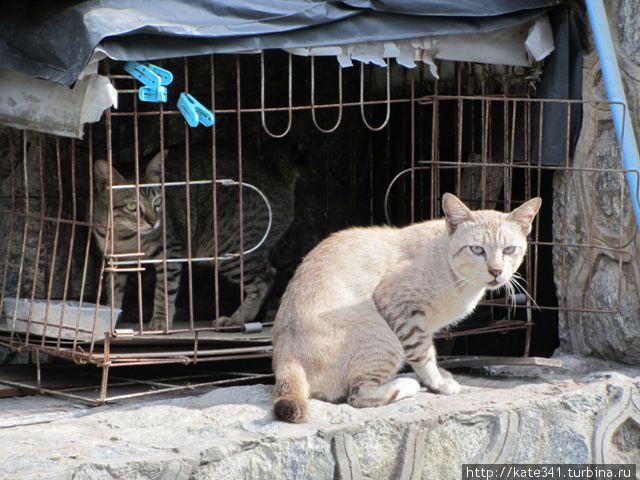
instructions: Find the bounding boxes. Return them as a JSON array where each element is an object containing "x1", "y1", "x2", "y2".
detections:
[{"x1": 104, "y1": 252, "x2": 146, "y2": 272}]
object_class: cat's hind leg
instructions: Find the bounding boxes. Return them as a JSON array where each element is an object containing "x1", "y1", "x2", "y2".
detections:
[
  {"x1": 218, "y1": 261, "x2": 275, "y2": 326},
  {"x1": 348, "y1": 377, "x2": 420, "y2": 408},
  {"x1": 346, "y1": 332, "x2": 407, "y2": 408}
]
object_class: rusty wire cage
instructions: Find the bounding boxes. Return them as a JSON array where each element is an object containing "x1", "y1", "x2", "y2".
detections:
[{"x1": 0, "y1": 52, "x2": 633, "y2": 402}]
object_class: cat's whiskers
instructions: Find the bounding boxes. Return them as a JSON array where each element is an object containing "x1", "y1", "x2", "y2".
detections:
[
  {"x1": 512, "y1": 272, "x2": 527, "y2": 283},
  {"x1": 504, "y1": 276, "x2": 518, "y2": 315},
  {"x1": 508, "y1": 275, "x2": 540, "y2": 310},
  {"x1": 483, "y1": 275, "x2": 517, "y2": 314},
  {"x1": 431, "y1": 272, "x2": 482, "y2": 298}
]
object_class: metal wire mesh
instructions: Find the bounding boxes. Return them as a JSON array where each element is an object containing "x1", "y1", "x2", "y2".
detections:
[{"x1": 0, "y1": 53, "x2": 632, "y2": 402}]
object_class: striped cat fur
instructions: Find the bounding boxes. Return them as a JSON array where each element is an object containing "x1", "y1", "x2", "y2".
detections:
[{"x1": 93, "y1": 146, "x2": 300, "y2": 330}]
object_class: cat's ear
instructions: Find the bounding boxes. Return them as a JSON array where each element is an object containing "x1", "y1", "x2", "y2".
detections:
[
  {"x1": 442, "y1": 193, "x2": 473, "y2": 234},
  {"x1": 145, "y1": 150, "x2": 168, "y2": 183},
  {"x1": 507, "y1": 197, "x2": 541, "y2": 235},
  {"x1": 94, "y1": 160, "x2": 125, "y2": 192}
]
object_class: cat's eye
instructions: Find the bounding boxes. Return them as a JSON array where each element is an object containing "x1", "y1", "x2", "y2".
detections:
[
  {"x1": 124, "y1": 202, "x2": 137, "y2": 212},
  {"x1": 153, "y1": 197, "x2": 162, "y2": 207},
  {"x1": 503, "y1": 246, "x2": 517, "y2": 255},
  {"x1": 469, "y1": 245, "x2": 485, "y2": 255}
]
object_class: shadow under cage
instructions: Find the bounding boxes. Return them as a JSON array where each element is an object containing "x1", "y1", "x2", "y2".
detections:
[{"x1": 0, "y1": 52, "x2": 632, "y2": 402}]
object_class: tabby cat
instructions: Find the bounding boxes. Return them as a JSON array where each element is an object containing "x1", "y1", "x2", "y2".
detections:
[
  {"x1": 93, "y1": 146, "x2": 300, "y2": 330},
  {"x1": 272, "y1": 193, "x2": 541, "y2": 422},
  {"x1": 93, "y1": 151, "x2": 174, "y2": 329}
]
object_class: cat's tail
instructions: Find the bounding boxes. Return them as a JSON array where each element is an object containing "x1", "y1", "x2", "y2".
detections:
[{"x1": 272, "y1": 357, "x2": 309, "y2": 423}]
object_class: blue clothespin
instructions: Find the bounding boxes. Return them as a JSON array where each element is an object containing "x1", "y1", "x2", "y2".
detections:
[
  {"x1": 124, "y1": 61, "x2": 173, "y2": 103},
  {"x1": 138, "y1": 86, "x2": 167, "y2": 103},
  {"x1": 124, "y1": 62, "x2": 161, "y2": 89},
  {"x1": 146, "y1": 64, "x2": 173, "y2": 86},
  {"x1": 177, "y1": 93, "x2": 215, "y2": 127}
]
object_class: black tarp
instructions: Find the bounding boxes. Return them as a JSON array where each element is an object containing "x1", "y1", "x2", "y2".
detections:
[{"x1": 0, "y1": 0, "x2": 559, "y2": 87}]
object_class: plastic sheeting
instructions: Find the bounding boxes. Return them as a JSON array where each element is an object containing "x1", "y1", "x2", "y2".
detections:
[
  {"x1": 0, "y1": 69, "x2": 117, "y2": 138},
  {"x1": 0, "y1": 1, "x2": 558, "y2": 87},
  {"x1": 284, "y1": 16, "x2": 554, "y2": 75}
]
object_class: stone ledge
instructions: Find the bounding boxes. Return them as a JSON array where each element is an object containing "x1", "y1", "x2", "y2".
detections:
[{"x1": 0, "y1": 355, "x2": 638, "y2": 479}]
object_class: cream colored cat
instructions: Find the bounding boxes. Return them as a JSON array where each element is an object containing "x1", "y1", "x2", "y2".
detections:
[{"x1": 272, "y1": 193, "x2": 541, "y2": 422}]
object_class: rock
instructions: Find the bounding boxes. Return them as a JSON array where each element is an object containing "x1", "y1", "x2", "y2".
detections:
[
  {"x1": 617, "y1": 0, "x2": 640, "y2": 66},
  {"x1": 553, "y1": 10, "x2": 640, "y2": 363},
  {"x1": 0, "y1": 360, "x2": 639, "y2": 479}
]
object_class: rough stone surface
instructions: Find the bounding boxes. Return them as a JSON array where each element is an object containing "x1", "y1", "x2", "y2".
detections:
[
  {"x1": 0, "y1": 355, "x2": 639, "y2": 479},
  {"x1": 617, "y1": 0, "x2": 640, "y2": 66},
  {"x1": 553, "y1": 0, "x2": 640, "y2": 364}
]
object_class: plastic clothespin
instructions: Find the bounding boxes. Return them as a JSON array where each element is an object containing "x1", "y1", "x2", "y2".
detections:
[
  {"x1": 124, "y1": 61, "x2": 173, "y2": 103},
  {"x1": 177, "y1": 93, "x2": 215, "y2": 127},
  {"x1": 124, "y1": 61, "x2": 161, "y2": 88},
  {"x1": 138, "y1": 86, "x2": 167, "y2": 103},
  {"x1": 146, "y1": 64, "x2": 173, "y2": 86}
]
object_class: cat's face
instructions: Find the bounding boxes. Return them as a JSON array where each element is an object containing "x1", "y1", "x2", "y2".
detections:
[
  {"x1": 94, "y1": 151, "x2": 166, "y2": 235},
  {"x1": 442, "y1": 194, "x2": 541, "y2": 291}
]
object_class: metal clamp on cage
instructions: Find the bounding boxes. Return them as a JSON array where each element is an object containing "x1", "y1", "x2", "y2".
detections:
[
  {"x1": 124, "y1": 61, "x2": 173, "y2": 103},
  {"x1": 177, "y1": 92, "x2": 215, "y2": 127},
  {"x1": 243, "y1": 322, "x2": 263, "y2": 334}
]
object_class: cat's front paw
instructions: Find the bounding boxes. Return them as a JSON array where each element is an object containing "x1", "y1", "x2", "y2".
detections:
[
  {"x1": 215, "y1": 315, "x2": 242, "y2": 327},
  {"x1": 429, "y1": 377, "x2": 461, "y2": 395},
  {"x1": 149, "y1": 318, "x2": 169, "y2": 331}
]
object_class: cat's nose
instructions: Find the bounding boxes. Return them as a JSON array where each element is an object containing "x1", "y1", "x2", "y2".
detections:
[
  {"x1": 145, "y1": 215, "x2": 158, "y2": 228},
  {"x1": 488, "y1": 268, "x2": 503, "y2": 278}
]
